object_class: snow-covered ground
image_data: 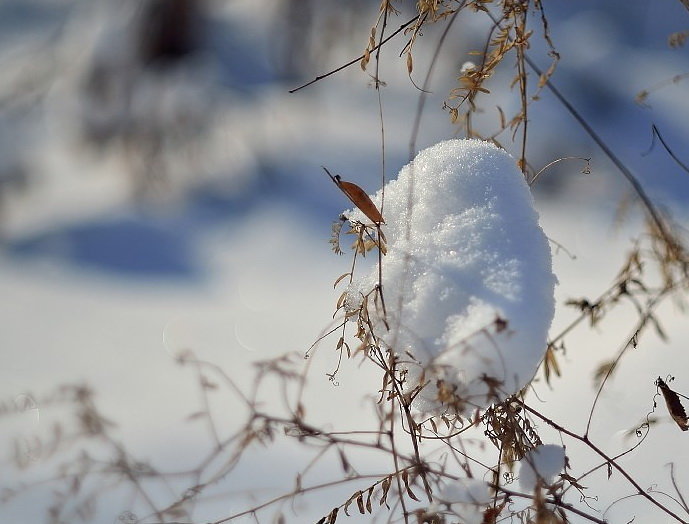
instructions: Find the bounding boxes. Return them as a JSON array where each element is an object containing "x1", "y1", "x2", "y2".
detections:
[{"x1": 1, "y1": 1, "x2": 689, "y2": 523}]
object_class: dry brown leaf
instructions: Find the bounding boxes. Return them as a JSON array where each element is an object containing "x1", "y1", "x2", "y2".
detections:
[
  {"x1": 657, "y1": 377, "x2": 689, "y2": 431},
  {"x1": 324, "y1": 167, "x2": 385, "y2": 224}
]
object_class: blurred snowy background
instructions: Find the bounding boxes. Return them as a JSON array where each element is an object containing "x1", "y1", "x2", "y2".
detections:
[{"x1": 1, "y1": 0, "x2": 689, "y2": 522}]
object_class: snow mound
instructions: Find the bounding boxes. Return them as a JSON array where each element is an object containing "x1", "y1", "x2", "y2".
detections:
[
  {"x1": 345, "y1": 139, "x2": 556, "y2": 415},
  {"x1": 518, "y1": 444, "x2": 566, "y2": 491},
  {"x1": 437, "y1": 478, "x2": 491, "y2": 505},
  {"x1": 434, "y1": 478, "x2": 491, "y2": 524}
]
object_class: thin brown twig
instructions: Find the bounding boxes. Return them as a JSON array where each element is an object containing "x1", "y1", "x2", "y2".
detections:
[
  {"x1": 670, "y1": 463, "x2": 689, "y2": 514},
  {"x1": 209, "y1": 473, "x2": 388, "y2": 523},
  {"x1": 586, "y1": 289, "x2": 669, "y2": 436},
  {"x1": 529, "y1": 156, "x2": 590, "y2": 186},
  {"x1": 375, "y1": 4, "x2": 390, "y2": 331},
  {"x1": 517, "y1": 399, "x2": 689, "y2": 524},
  {"x1": 523, "y1": 54, "x2": 681, "y2": 259},
  {"x1": 493, "y1": 484, "x2": 608, "y2": 524},
  {"x1": 408, "y1": 6, "x2": 464, "y2": 159},
  {"x1": 644, "y1": 124, "x2": 689, "y2": 176},
  {"x1": 288, "y1": 16, "x2": 418, "y2": 94}
]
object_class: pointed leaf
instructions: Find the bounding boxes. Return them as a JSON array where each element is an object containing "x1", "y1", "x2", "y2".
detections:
[
  {"x1": 406, "y1": 485, "x2": 420, "y2": 502},
  {"x1": 380, "y1": 476, "x2": 391, "y2": 507},
  {"x1": 657, "y1": 378, "x2": 689, "y2": 431},
  {"x1": 324, "y1": 167, "x2": 384, "y2": 224},
  {"x1": 333, "y1": 273, "x2": 351, "y2": 288},
  {"x1": 356, "y1": 491, "x2": 365, "y2": 514}
]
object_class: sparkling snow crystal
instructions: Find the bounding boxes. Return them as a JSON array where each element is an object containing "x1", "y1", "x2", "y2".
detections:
[{"x1": 344, "y1": 139, "x2": 556, "y2": 415}]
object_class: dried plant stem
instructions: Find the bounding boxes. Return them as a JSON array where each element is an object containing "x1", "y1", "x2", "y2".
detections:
[
  {"x1": 409, "y1": 5, "x2": 463, "y2": 159},
  {"x1": 289, "y1": 16, "x2": 418, "y2": 94},
  {"x1": 517, "y1": 399, "x2": 689, "y2": 523},
  {"x1": 514, "y1": 9, "x2": 529, "y2": 174},
  {"x1": 493, "y1": 484, "x2": 608, "y2": 524},
  {"x1": 523, "y1": 54, "x2": 680, "y2": 258},
  {"x1": 210, "y1": 474, "x2": 387, "y2": 524},
  {"x1": 375, "y1": 6, "x2": 389, "y2": 328},
  {"x1": 386, "y1": 360, "x2": 411, "y2": 524},
  {"x1": 585, "y1": 289, "x2": 670, "y2": 435},
  {"x1": 646, "y1": 124, "x2": 689, "y2": 176},
  {"x1": 529, "y1": 156, "x2": 590, "y2": 186}
]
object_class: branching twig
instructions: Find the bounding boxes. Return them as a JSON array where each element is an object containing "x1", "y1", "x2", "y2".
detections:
[{"x1": 289, "y1": 16, "x2": 418, "y2": 94}]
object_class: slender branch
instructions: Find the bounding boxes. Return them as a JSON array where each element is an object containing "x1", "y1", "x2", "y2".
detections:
[
  {"x1": 522, "y1": 54, "x2": 680, "y2": 255},
  {"x1": 209, "y1": 473, "x2": 387, "y2": 523},
  {"x1": 409, "y1": 5, "x2": 464, "y2": 159},
  {"x1": 375, "y1": 4, "x2": 390, "y2": 330},
  {"x1": 387, "y1": 353, "x2": 411, "y2": 523},
  {"x1": 670, "y1": 463, "x2": 689, "y2": 514},
  {"x1": 514, "y1": 9, "x2": 529, "y2": 174},
  {"x1": 288, "y1": 16, "x2": 418, "y2": 94},
  {"x1": 585, "y1": 290, "x2": 667, "y2": 435},
  {"x1": 529, "y1": 156, "x2": 590, "y2": 186},
  {"x1": 517, "y1": 399, "x2": 689, "y2": 523},
  {"x1": 645, "y1": 124, "x2": 689, "y2": 176},
  {"x1": 494, "y1": 485, "x2": 609, "y2": 524}
]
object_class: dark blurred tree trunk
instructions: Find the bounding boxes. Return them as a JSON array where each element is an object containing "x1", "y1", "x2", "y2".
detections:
[{"x1": 138, "y1": 0, "x2": 201, "y2": 66}]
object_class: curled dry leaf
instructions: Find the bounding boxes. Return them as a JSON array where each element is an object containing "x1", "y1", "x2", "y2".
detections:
[
  {"x1": 353, "y1": 490, "x2": 364, "y2": 514},
  {"x1": 483, "y1": 501, "x2": 507, "y2": 524},
  {"x1": 669, "y1": 30, "x2": 689, "y2": 48},
  {"x1": 324, "y1": 167, "x2": 385, "y2": 224},
  {"x1": 656, "y1": 377, "x2": 689, "y2": 431},
  {"x1": 379, "y1": 476, "x2": 392, "y2": 507}
]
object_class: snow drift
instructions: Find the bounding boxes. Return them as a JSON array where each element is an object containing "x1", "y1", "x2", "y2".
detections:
[{"x1": 344, "y1": 139, "x2": 556, "y2": 415}]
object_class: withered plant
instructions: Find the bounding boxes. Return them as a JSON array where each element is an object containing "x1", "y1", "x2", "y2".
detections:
[{"x1": 4, "y1": 1, "x2": 689, "y2": 523}]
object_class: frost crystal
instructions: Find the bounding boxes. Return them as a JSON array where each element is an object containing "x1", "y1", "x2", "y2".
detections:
[{"x1": 344, "y1": 139, "x2": 556, "y2": 414}]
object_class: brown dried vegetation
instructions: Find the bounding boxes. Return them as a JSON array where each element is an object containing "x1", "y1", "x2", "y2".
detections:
[{"x1": 4, "y1": 2, "x2": 689, "y2": 524}]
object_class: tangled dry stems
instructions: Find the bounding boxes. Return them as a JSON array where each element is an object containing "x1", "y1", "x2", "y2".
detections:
[{"x1": 4, "y1": 1, "x2": 689, "y2": 523}]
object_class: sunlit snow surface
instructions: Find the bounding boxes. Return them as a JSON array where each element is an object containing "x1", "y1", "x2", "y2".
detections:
[{"x1": 346, "y1": 139, "x2": 556, "y2": 414}]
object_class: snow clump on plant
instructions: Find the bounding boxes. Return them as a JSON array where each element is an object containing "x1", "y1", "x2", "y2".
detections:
[
  {"x1": 518, "y1": 444, "x2": 566, "y2": 491},
  {"x1": 344, "y1": 139, "x2": 556, "y2": 415}
]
